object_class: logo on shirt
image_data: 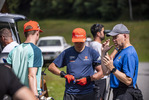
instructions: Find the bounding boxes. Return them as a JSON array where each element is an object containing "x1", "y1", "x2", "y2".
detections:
[
  {"x1": 84, "y1": 56, "x2": 89, "y2": 61},
  {"x1": 118, "y1": 56, "x2": 121, "y2": 59},
  {"x1": 117, "y1": 56, "x2": 121, "y2": 62},
  {"x1": 69, "y1": 56, "x2": 75, "y2": 62}
]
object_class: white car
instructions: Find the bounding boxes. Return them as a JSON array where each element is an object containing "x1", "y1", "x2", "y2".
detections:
[{"x1": 37, "y1": 36, "x2": 70, "y2": 63}]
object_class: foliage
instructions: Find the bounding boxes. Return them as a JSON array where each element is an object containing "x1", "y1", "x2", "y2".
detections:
[
  {"x1": 5, "y1": 0, "x2": 149, "y2": 21},
  {"x1": 99, "y1": 0, "x2": 119, "y2": 21}
]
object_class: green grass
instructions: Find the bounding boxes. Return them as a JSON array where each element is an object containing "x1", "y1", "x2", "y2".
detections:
[
  {"x1": 17, "y1": 19, "x2": 149, "y2": 99},
  {"x1": 43, "y1": 66, "x2": 66, "y2": 100}
]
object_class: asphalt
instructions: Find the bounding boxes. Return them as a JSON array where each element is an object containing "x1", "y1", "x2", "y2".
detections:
[{"x1": 104, "y1": 62, "x2": 149, "y2": 100}]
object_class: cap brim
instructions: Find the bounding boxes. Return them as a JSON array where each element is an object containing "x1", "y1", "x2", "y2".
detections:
[
  {"x1": 72, "y1": 38, "x2": 86, "y2": 42},
  {"x1": 24, "y1": 29, "x2": 43, "y2": 33},
  {"x1": 107, "y1": 31, "x2": 119, "y2": 36},
  {"x1": 39, "y1": 29, "x2": 43, "y2": 32}
]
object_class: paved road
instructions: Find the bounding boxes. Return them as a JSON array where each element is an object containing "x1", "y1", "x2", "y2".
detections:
[
  {"x1": 137, "y1": 62, "x2": 149, "y2": 100},
  {"x1": 104, "y1": 62, "x2": 149, "y2": 100}
]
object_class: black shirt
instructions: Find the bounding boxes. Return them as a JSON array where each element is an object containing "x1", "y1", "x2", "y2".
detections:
[{"x1": 0, "y1": 65, "x2": 23, "y2": 99}]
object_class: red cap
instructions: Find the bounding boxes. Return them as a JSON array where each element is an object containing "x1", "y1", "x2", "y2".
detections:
[
  {"x1": 24, "y1": 20, "x2": 43, "y2": 32},
  {"x1": 72, "y1": 28, "x2": 86, "y2": 42}
]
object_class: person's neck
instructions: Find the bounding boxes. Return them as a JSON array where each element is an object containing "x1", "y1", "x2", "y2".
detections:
[
  {"x1": 123, "y1": 41, "x2": 132, "y2": 49},
  {"x1": 94, "y1": 37, "x2": 101, "y2": 43},
  {"x1": 75, "y1": 45, "x2": 85, "y2": 52},
  {"x1": 24, "y1": 37, "x2": 36, "y2": 45},
  {"x1": 5, "y1": 40, "x2": 13, "y2": 46}
]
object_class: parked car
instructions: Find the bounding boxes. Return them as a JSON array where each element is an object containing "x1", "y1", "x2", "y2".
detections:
[
  {"x1": 37, "y1": 36, "x2": 70, "y2": 63},
  {"x1": 0, "y1": 13, "x2": 26, "y2": 64}
]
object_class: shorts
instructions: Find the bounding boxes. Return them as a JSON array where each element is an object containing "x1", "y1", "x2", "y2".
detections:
[
  {"x1": 63, "y1": 92, "x2": 95, "y2": 100},
  {"x1": 94, "y1": 78, "x2": 106, "y2": 99}
]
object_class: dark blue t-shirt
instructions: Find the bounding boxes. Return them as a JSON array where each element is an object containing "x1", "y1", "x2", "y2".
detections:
[
  {"x1": 110, "y1": 46, "x2": 139, "y2": 88},
  {"x1": 53, "y1": 46, "x2": 101, "y2": 94}
]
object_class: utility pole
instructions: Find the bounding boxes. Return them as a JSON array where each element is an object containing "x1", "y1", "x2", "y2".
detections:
[{"x1": 128, "y1": 0, "x2": 133, "y2": 20}]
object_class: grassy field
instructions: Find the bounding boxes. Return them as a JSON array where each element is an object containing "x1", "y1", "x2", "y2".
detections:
[{"x1": 18, "y1": 19, "x2": 149, "y2": 99}]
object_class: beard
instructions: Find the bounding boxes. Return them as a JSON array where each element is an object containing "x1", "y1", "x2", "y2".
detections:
[{"x1": 100, "y1": 36, "x2": 105, "y2": 41}]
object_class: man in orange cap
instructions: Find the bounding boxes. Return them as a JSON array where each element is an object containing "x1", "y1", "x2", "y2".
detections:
[
  {"x1": 48, "y1": 28, "x2": 103, "y2": 100},
  {"x1": 7, "y1": 20, "x2": 43, "y2": 99}
]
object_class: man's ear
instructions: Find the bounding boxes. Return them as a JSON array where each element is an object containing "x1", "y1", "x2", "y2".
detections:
[
  {"x1": 35, "y1": 31, "x2": 39, "y2": 36},
  {"x1": 123, "y1": 34, "x2": 127, "y2": 38},
  {"x1": 97, "y1": 32, "x2": 100, "y2": 36}
]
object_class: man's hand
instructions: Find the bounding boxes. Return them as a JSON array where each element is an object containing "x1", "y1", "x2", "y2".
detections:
[
  {"x1": 60, "y1": 71, "x2": 75, "y2": 83},
  {"x1": 64, "y1": 74, "x2": 75, "y2": 83},
  {"x1": 76, "y1": 76, "x2": 91, "y2": 86},
  {"x1": 103, "y1": 54, "x2": 114, "y2": 71},
  {"x1": 102, "y1": 39, "x2": 113, "y2": 54}
]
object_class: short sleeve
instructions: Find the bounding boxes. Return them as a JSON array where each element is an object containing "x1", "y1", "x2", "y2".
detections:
[
  {"x1": 6, "y1": 50, "x2": 14, "y2": 64},
  {"x1": 123, "y1": 54, "x2": 135, "y2": 78},
  {"x1": 53, "y1": 51, "x2": 66, "y2": 68},
  {"x1": 91, "y1": 49, "x2": 101, "y2": 67},
  {"x1": 28, "y1": 47, "x2": 43, "y2": 67}
]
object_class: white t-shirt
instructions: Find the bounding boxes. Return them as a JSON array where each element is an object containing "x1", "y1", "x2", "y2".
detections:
[
  {"x1": 85, "y1": 37, "x2": 92, "y2": 47},
  {"x1": 90, "y1": 41, "x2": 108, "y2": 79},
  {"x1": 2, "y1": 41, "x2": 19, "y2": 53}
]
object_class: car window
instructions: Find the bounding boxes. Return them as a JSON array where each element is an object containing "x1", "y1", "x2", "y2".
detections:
[
  {"x1": 38, "y1": 39, "x2": 61, "y2": 46},
  {"x1": 0, "y1": 22, "x2": 18, "y2": 42},
  {"x1": 63, "y1": 38, "x2": 66, "y2": 45}
]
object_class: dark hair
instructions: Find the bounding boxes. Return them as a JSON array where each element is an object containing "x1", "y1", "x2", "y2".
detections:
[{"x1": 90, "y1": 24, "x2": 104, "y2": 37}]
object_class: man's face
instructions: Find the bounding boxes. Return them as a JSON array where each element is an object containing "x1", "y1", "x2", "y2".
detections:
[
  {"x1": 112, "y1": 34, "x2": 125, "y2": 49},
  {"x1": 100, "y1": 27, "x2": 105, "y2": 41},
  {"x1": 74, "y1": 42, "x2": 85, "y2": 49}
]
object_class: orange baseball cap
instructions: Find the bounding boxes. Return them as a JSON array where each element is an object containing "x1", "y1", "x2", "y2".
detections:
[
  {"x1": 24, "y1": 20, "x2": 43, "y2": 32},
  {"x1": 72, "y1": 28, "x2": 86, "y2": 42}
]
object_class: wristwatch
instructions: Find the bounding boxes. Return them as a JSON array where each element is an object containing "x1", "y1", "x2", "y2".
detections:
[{"x1": 111, "y1": 68, "x2": 117, "y2": 73}]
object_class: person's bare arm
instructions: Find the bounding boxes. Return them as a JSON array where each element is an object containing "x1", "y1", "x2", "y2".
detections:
[
  {"x1": 13, "y1": 86, "x2": 36, "y2": 100},
  {"x1": 103, "y1": 54, "x2": 132, "y2": 86},
  {"x1": 28, "y1": 67, "x2": 38, "y2": 95},
  {"x1": 101, "y1": 39, "x2": 113, "y2": 75},
  {"x1": 102, "y1": 49, "x2": 118, "y2": 75},
  {"x1": 110, "y1": 49, "x2": 118, "y2": 59},
  {"x1": 48, "y1": 63, "x2": 61, "y2": 76},
  {"x1": 90, "y1": 65, "x2": 103, "y2": 81}
]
